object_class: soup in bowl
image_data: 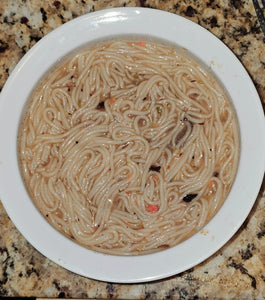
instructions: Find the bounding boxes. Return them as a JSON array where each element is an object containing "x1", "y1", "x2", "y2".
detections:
[
  {"x1": 18, "y1": 39, "x2": 240, "y2": 256},
  {"x1": 0, "y1": 8, "x2": 264, "y2": 283}
]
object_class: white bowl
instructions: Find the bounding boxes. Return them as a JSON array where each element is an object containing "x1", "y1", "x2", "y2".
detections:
[{"x1": 0, "y1": 7, "x2": 264, "y2": 283}]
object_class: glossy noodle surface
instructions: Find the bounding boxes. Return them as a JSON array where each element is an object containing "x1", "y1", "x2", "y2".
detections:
[{"x1": 19, "y1": 41, "x2": 239, "y2": 255}]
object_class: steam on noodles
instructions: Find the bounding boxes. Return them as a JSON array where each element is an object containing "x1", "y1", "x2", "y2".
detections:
[{"x1": 18, "y1": 40, "x2": 240, "y2": 255}]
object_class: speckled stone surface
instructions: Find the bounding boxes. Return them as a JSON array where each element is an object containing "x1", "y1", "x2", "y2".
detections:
[{"x1": 0, "y1": 0, "x2": 265, "y2": 298}]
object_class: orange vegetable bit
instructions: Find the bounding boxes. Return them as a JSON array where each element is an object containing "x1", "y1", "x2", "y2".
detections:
[
  {"x1": 146, "y1": 204, "x2": 159, "y2": 213},
  {"x1": 109, "y1": 96, "x2": 116, "y2": 104},
  {"x1": 138, "y1": 41, "x2": 146, "y2": 47},
  {"x1": 126, "y1": 173, "x2": 132, "y2": 179},
  {"x1": 167, "y1": 165, "x2": 170, "y2": 170},
  {"x1": 189, "y1": 93, "x2": 199, "y2": 100},
  {"x1": 152, "y1": 174, "x2": 159, "y2": 181},
  {"x1": 125, "y1": 190, "x2": 132, "y2": 195},
  {"x1": 207, "y1": 180, "x2": 215, "y2": 188}
]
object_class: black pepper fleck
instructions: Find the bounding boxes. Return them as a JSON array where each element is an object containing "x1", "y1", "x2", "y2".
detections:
[
  {"x1": 149, "y1": 165, "x2": 161, "y2": 172},
  {"x1": 96, "y1": 101, "x2": 105, "y2": 110},
  {"x1": 183, "y1": 193, "x2": 197, "y2": 202}
]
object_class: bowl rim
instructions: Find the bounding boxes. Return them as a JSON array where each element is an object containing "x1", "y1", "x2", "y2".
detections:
[{"x1": 0, "y1": 7, "x2": 264, "y2": 283}]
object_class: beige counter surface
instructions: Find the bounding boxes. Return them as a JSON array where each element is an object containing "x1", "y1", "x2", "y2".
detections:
[{"x1": 0, "y1": 0, "x2": 265, "y2": 298}]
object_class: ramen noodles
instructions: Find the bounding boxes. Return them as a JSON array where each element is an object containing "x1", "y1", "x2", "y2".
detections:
[{"x1": 18, "y1": 40, "x2": 240, "y2": 255}]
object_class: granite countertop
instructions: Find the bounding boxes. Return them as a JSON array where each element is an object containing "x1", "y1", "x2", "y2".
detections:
[{"x1": 0, "y1": 0, "x2": 265, "y2": 298}]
